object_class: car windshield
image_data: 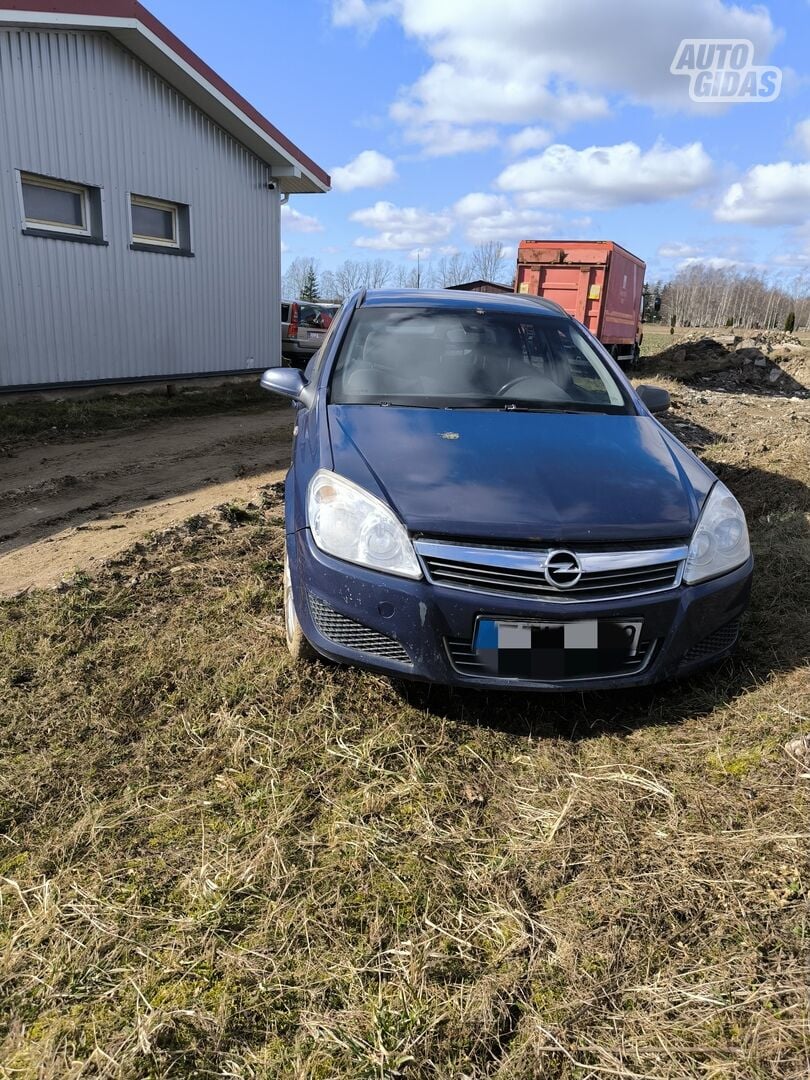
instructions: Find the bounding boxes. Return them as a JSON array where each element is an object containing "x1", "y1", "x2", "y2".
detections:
[{"x1": 329, "y1": 307, "x2": 633, "y2": 413}]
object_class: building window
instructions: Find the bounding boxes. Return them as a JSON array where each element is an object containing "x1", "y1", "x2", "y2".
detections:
[
  {"x1": 131, "y1": 195, "x2": 178, "y2": 246},
  {"x1": 130, "y1": 195, "x2": 192, "y2": 255},
  {"x1": 20, "y1": 173, "x2": 98, "y2": 238}
]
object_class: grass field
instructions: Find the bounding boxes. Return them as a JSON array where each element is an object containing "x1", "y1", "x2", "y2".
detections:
[{"x1": 2, "y1": 361, "x2": 809, "y2": 1076}]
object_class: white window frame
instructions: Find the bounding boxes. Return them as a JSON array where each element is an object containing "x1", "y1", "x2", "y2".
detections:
[
  {"x1": 130, "y1": 194, "x2": 180, "y2": 248},
  {"x1": 20, "y1": 172, "x2": 91, "y2": 236}
]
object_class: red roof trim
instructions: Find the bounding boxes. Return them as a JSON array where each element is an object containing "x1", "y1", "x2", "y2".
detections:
[{"x1": 0, "y1": 0, "x2": 330, "y2": 187}]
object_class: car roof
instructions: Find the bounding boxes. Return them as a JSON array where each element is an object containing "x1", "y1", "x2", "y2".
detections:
[
  {"x1": 283, "y1": 299, "x2": 338, "y2": 306},
  {"x1": 359, "y1": 288, "x2": 568, "y2": 317}
]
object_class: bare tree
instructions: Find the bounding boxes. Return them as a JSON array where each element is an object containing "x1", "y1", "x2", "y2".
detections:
[
  {"x1": 393, "y1": 264, "x2": 421, "y2": 288},
  {"x1": 470, "y1": 241, "x2": 507, "y2": 284},
  {"x1": 282, "y1": 257, "x2": 317, "y2": 300},
  {"x1": 332, "y1": 260, "x2": 368, "y2": 299},
  {"x1": 366, "y1": 258, "x2": 393, "y2": 288},
  {"x1": 319, "y1": 269, "x2": 340, "y2": 302},
  {"x1": 433, "y1": 253, "x2": 473, "y2": 287},
  {"x1": 659, "y1": 263, "x2": 810, "y2": 330}
]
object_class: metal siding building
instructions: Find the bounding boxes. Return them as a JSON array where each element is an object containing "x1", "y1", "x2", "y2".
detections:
[{"x1": 0, "y1": 3, "x2": 329, "y2": 390}]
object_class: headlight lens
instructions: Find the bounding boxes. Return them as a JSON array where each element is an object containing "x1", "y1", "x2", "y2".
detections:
[
  {"x1": 307, "y1": 470, "x2": 422, "y2": 579},
  {"x1": 684, "y1": 482, "x2": 750, "y2": 584}
]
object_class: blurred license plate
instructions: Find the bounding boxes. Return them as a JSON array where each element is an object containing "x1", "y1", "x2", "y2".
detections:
[
  {"x1": 307, "y1": 331, "x2": 322, "y2": 340},
  {"x1": 474, "y1": 618, "x2": 642, "y2": 679}
]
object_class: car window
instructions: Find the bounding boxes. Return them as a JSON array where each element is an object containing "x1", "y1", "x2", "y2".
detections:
[
  {"x1": 298, "y1": 304, "x2": 334, "y2": 329},
  {"x1": 329, "y1": 307, "x2": 632, "y2": 413},
  {"x1": 308, "y1": 302, "x2": 347, "y2": 381},
  {"x1": 281, "y1": 303, "x2": 290, "y2": 322}
]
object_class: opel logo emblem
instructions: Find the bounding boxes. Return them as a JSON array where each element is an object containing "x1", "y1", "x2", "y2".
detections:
[{"x1": 544, "y1": 549, "x2": 582, "y2": 589}]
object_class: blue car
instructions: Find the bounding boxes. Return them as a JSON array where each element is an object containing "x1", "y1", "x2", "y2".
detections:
[{"x1": 262, "y1": 289, "x2": 753, "y2": 691}]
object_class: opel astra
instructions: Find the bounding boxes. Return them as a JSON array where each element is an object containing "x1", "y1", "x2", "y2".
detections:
[{"x1": 261, "y1": 290, "x2": 753, "y2": 691}]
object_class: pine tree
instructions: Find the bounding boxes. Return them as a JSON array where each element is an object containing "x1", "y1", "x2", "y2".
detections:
[{"x1": 301, "y1": 264, "x2": 320, "y2": 302}]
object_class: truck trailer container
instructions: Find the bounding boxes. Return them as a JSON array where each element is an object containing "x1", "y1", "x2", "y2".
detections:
[{"x1": 516, "y1": 240, "x2": 645, "y2": 366}]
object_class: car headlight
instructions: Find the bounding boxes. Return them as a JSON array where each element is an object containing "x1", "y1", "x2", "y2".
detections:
[
  {"x1": 307, "y1": 470, "x2": 422, "y2": 579},
  {"x1": 684, "y1": 481, "x2": 750, "y2": 584}
]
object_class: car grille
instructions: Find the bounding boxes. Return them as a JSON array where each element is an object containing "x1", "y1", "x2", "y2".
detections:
[
  {"x1": 445, "y1": 635, "x2": 657, "y2": 681},
  {"x1": 681, "y1": 621, "x2": 740, "y2": 664},
  {"x1": 308, "y1": 594, "x2": 411, "y2": 664},
  {"x1": 415, "y1": 539, "x2": 686, "y2": 603}
]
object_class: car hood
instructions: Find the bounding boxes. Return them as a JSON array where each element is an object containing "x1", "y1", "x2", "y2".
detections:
[{"x1": 327, "y1": 405, "x2": 714, "y2": 543}]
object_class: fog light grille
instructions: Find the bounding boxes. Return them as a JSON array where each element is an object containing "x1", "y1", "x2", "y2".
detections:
[
  {"x1": 682, "y1": 621, "x2": 740, "y2": 664},
  {"x1": 308, "y1": 594, "x2": 411, "y2": 664}
]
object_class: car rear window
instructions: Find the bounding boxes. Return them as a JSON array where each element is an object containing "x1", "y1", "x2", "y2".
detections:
[{"x1": 329, "y1": 307, "x2": 633, "y2": 413}]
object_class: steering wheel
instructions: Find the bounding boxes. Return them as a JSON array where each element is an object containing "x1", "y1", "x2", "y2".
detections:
[{"x1": 496, "y1": 375, "x2": 541, "y2": 397}]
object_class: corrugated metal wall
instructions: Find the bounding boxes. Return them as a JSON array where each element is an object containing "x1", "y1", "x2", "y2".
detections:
[{"x1": 0, "y1": 28, "x2": 281, "y2": 389}]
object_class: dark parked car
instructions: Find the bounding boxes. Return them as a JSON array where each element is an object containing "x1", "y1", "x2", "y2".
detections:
[
  {"x1": 281, "y1": 300, "x2": 339, "y2": 367},
  {"x1": 262, "y1": 290, "x2": 753, "y2": 691}
]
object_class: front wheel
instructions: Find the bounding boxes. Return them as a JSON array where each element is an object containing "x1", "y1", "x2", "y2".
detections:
[{"x1": 283, "y1": 549, "x2": 316, "y2": 662}]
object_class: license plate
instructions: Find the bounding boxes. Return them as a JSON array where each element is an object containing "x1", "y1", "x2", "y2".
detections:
[
  {"x1": 307, "y1": 331, "x2": 322, "y2": 340},
  {"x1": 474, "y1": 618, "x2": 642, "y2": 679}
]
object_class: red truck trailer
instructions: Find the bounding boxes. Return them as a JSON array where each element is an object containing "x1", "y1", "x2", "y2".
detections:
[{"x1": 516, "y1": 240, "x2": 646, "y2": 366}]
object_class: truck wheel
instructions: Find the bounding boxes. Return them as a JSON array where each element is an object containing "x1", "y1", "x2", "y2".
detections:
[{"x1": 283, "y1": 549, "x2": 316, "y2": 662}]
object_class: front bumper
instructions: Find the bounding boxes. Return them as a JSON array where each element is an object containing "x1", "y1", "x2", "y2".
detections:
[{"x1": 288, "y1": 528, "x2": 753, "y2": 691}]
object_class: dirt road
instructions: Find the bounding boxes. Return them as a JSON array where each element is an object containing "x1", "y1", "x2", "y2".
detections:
[{"x1": 0, "y1": 406, "x2": 293, "y2": 595}]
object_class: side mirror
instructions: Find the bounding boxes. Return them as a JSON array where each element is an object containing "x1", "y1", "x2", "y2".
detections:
[
  {"x1": 261, "y1": 367, "x2": 308, "y2": 401},
  {"x1": 636, "y1": 384, "x2": 671, "y2": 414}
]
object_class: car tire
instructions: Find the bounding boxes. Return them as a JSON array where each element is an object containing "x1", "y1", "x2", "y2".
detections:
[{"x1": 284, "y1": 549, "x2": 316, "y2": 663}]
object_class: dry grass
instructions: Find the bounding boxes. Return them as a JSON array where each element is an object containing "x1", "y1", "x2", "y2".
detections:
[
  {"x1": 1, "y1": 389, "x2": 809, "y2": 1077},
  {"x1": 0, "y1": 382, "x2": 270, "y2": 450}
]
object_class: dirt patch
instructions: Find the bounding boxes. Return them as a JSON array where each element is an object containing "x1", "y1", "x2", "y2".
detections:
[
  {"x1": 636, "y1": 330, "x2": 810, "y2": 396},
  {"x1": 0, "y1": 406, "x2": 294, "y2": 595}
]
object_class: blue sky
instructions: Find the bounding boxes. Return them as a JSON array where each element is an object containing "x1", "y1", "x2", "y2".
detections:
[{"x1": 149, "y1": 0, "x2": 810, "y2": 284}]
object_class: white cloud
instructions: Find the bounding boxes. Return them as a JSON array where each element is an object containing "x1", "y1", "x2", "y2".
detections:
[
  {"x1": 792, "y1": 119, "x2": 810, "y2": 156},
  {"x1": 391, "y1": 68, "x2": 607, "y2": 130},
  {"x1": 678, "y1": 256, "x2": 744, "y2": 271},
  {"x1": 351, "y1": 190, "x2": 599, "y2": 253},
  {"x1": 658, "y1": 241, "x2": 703, "y2": 259},
  {"x1": 281, "y1": 205, "x2": 324, "y2": 233},
  {"x1": 507, "y1": 127, "x2": 552, "y2": 156},
  {"x1": 333, "y1": 0, "x2": 779, "y2": 146},
  {"x1": 403, "y1": 123, "x2": 498, "y2": 157},
  {"x1": 453, "y1": 191, "x2": 557, "y2": 244},
  {"x1": 715, "y1": 162, "x2": 810, "y2": 225},
  {"x1": 331, "y1": 0, "x2": 396, "y2": 29},
  {"x1": 351, "y1": 201, "x2": 454, "y2": 250},
  {"x1": 331, "y1": 149, "x2": 398, "y2": 192},
  {"x1": 772, "y1": 250, "x2": 810, "y2": 268},
  {"x1": 453, "y1": 192, "x2": 504, "y2": 218},
  {"x1": 497, "y1": 140, "x2": 714, "y2": 209}
]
